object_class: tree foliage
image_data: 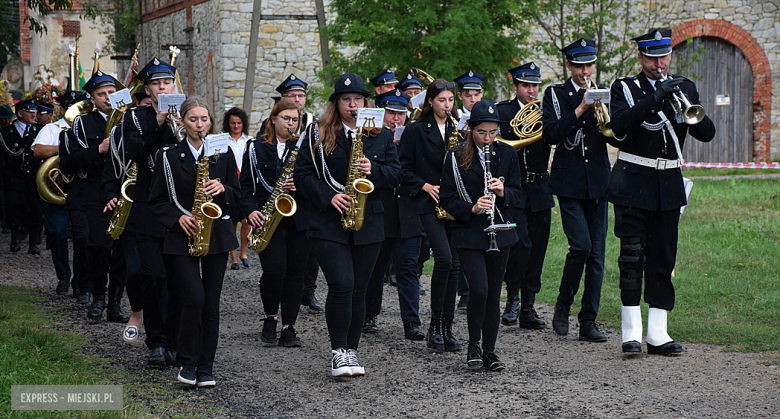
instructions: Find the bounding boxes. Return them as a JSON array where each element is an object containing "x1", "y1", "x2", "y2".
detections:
[
  {"x1": 104, "y1": 0, "x2": 139, "y2": 54},
  {"x1": 318, "y1": 0, "x2": 532, "y2": 101},
  {"x1": 0, "y1": 0, "x2": 21, "y2": 72},
  {"x1": 24, "y1": 0, "x2": 102, "y2": 35}
]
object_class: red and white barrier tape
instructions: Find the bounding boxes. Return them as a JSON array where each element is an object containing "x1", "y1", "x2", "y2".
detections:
[{"x1": 682, "y1": 162, "x2": 780, "y2": 169}]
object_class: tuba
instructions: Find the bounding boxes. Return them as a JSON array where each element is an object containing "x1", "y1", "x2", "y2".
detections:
[
  {"x1": 496, "y1": 99, "x2": 543, "y2": 150},
  {"x1": 588, "y1": 77, "x2": 613, "y2": 137},
  {"x1": 106, "y1": 162, "x2": 137, "y2": 239},
  {"x1": 341, "y1": 117, "x2": 375, "y2": 231},
  {"x1": 189, "y1": 133, "x2": 224, "y2": 257},
  {"x1": 659, "y1": 73, "x2": 705, "y2": 125},
  {"x1": 36, "y1": 156, "x2": 69, "y2": 205},
  {"x1": 248, "y1": 129, "x2": 299, "y2": 253}
]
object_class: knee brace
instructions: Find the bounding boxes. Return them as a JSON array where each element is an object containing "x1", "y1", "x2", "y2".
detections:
[{"x1": 618, "y1": 238, "x2": 645, "y2": 291}]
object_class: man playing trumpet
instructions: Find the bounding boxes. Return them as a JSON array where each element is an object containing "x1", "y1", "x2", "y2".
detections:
[{"x1": 542, "y1": 39, "x2": 614, "y2": 342}]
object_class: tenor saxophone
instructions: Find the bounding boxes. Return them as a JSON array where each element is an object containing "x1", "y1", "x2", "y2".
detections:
[
  {"x1": 189, "y1": 133, "x2": 224, "y2": 257},
  {"x1": 341, "y1": 118, "x2": 375, "y2": 231},
  {"x1": 248, "y1": 130, "x2": 299, "y2": 253},
  {"x1": 435, "y1": 112, "x2": 459, "y2": 220},
  {"x1": 106, "y1": 162, "x2": 137, "y2": 240}
]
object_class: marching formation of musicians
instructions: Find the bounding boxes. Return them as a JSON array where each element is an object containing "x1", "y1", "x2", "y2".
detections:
[{"x1": 0, "y1": 28, "x2": 715, "y2": 384}]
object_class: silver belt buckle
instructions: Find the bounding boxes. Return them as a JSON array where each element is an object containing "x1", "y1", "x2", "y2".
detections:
[{"x1": 656, "y1": 159, "x2": 667, "y2": 170}]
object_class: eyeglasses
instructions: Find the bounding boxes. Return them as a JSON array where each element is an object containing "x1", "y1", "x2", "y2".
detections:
[
  {"x1": 432, "y1": 82, "x2": 456, "y2": 90},
  {"x1": 474, "y1": 129, "x2": 498, "y2": 137},
  {"x1": 340, "y1": 95, "x2": 365, "y2": 104},
  {"x1": 283, "y1": 93, "x2": 306, "y2": 99},
  {"x1": 277, "y1": 115, "x2": 299, "y2": 123}
]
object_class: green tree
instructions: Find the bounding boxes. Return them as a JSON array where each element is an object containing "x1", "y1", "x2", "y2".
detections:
[
  {"x1": 104, "y1": 0, "x2": 139, "y2": 54},
  {"x1": 318, "y1": 0, "x2": 532, "y2": 101},
  {"x1": 0, "y1": 0, "x2": 21, "y2": 73},
  {"x1": 23, "y1": 0, "x2": 102, "y2": 35}
]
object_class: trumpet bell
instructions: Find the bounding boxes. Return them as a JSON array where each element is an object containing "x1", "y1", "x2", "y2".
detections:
[{"x1": 683, "y1": 104, "x2": 705, "y2": 125}]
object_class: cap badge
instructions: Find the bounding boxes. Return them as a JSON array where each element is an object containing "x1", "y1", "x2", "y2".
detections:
[
  {"x1": 395, "y1": 90, "x2": 400, "y2": 97},
  {"x1": 530, "y1": 63, "x2": 535, "y2": 70},
  {"x1": 344, "y1": 77, "x2": 351, "y2": 86},
  {"x1": 581, "y1": 39, "x2": 587, "y2": 47},
  {"x1": 469, "y1": 71, "x2": 474, "y2": 77},
  {"x1": 154, "y1": 58, "x2": 160, "y2": 65},
  {"x1": 407, "y1": 75, "x2": 412, "y2": 79},
  {"x1": 291, "y1": 74, "x2": 296, "y2": 80},
  {"x1": 488, "y1": 106, "x2": 494, "y2": 114},
  {"x1": 97, "y1": 70, "x2": 103, "y2": 76},
  {"x1": 654, "y1": 30, "x2": 662, "y2": 40}
]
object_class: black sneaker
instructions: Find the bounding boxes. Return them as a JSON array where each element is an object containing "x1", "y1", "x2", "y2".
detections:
[
  {"x1": 261, "y1": 317, "x2": 277, "y2": 346},
  {"x1": 457, "y1": 295, "x2": 469, "y2": 311},
  {"x1": 76, "y1": 291, "x2": 91, "y2": 305},
  {"x1": 279, "y1": 326, "x2": 302, "y2": 347},
  {"x1": 346, "y1": 349, "x2": 364, "y2": 376},
  {"x1": 178, "y1": 365, "x2": 197, "y2": 385},
  {"x1": 579, "y1": 321, "x2": 607, "y2": 342},
  {"x1": 482, "y1": 351, "x2": 506, "y2": 371},
  {"x1": 466, "y1": 341, "x2": 483, "y2": 367},
  {"x1": 56, "y1": 280, "x2": 70, "y2": 295},
  {"x1": 362, "y1": 316, "x2": 378, "y2": 333},
  {"x1": 196, "y1": 373, "x2": 216, "y2": 388},
  {"x1": 331, "y1": 348, "x2": 352, "y2": 377}
]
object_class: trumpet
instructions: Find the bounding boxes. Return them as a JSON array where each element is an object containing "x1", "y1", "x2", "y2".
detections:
[
  {"x1": 659, "y1": 73, "x2": 705, "y2": 125},
  {"x1": 587, "y1": 77, "x2": 613, "y2": 137}
]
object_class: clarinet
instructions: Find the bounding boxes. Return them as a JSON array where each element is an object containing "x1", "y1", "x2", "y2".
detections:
[{"x1": 483, "y1": 143, "x2": 500, "y2": 253}]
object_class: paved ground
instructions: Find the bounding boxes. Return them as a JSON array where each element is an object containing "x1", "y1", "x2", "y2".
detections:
[{"x1": 2, "y1": 232, "x2": 780, "y2": 418}]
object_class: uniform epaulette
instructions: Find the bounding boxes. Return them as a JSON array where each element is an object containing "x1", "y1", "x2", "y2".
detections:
[
  {"x1": 547, "y1": 83, "x2": 566, "y2": 90},
  {"x1": 161, "y1": 146, "x2": 171, "y2": 151},
  {"x1": 496, "y1": 100, "x2": 512, "y2": 106},
  {"x1": 616, "y1": 75, "x2": 637, "y2": 82}
]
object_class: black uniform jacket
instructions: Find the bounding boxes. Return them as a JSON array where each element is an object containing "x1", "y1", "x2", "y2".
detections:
[
  {"x1": 0, "y1": 122, "x2": 44, "y2": 193},
  {"x1": 542, "y1": 80, "x2": 614, "y2": 200},
  {"x1": 240, "y1": 137, "x2": 311, "y2": 233},
  {"x1": 100, "y1": 125, "x2": 125, "y2": 208},
  {"x1": 609, "y1": 72, "x2": 716, "y2": 211},
  {"x1": 379, "y1": 139, "x2": 422, "y2": 239},
  {"x1": 497, "y1": 97, "x2": 555, "y2": 213},
  {"x1": 294, "y1": 123, "x2": 402, "y2": 246},
  {"x1": 398, "y1": 114, "x2": 457, "y2": 215},
  {"x1": 61, "y1": 112, "x2": 108, "y2": 210},
  {"x1": 148, "y1": 139, "x2": 240, "y2": 255},
  {"x1": 122, "y1": 106, "x2": 178, "y2": 237},
  {"x1": 440, "y1": 141, "x2": 523, "y2": 250}
]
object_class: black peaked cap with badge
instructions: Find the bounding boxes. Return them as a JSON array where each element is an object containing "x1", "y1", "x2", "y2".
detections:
[
  {"x1": 560, "y1": 38, "x2": 597, "y2": 64},
  {"x1": 454, "y1": 70, "x2": 485, "y2": 90},
  {"x1": 370, "y1": 70, "x2": 399, "y2": 87},
  {"x1": 275, "y1": 74, "x2": 308, "y2": 94},
  {"x1": 82, "y1": 70, "x2": 119, "y2": 93},
  {"x1": 376, "y1": 89, "x2": 411, "y2": 112},
  {"x1": 508, "y1": 62, "x2": 541, "y2": 84},
  {"x1": 632, "y1": 29, "x2": 673, "y2": 57},
  {"x1": 137, "y1": 58, "x2": 176, "y2": 83}
]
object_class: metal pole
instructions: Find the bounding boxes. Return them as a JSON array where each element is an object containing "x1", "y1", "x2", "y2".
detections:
[{"x1": 243, "y1": 0, "x2": 264, "y2": 113}]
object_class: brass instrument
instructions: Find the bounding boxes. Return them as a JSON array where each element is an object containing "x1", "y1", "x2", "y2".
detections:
[
  {"x1": 496, "y1": 99, "x2": 543, "y2": 150},
  {"x1": 341, "y1": 117, "x2": 376, "y2": 231},
  {"x1": 36, "y1": 156, "x2": 69, "y2": 205},
  {"x1": 482, "y1": 142, "x2": 516, "y2": 253},
  {"x1": 659, "y1": 73, "x2": 705, "y2": 125},
  {"x1": 409, "y1": 68, "x2": 435, "y2": 120},
  {"x1": 588, "y1": 77, "x2": 613, "y2": 137},
  {"x1": 189, "y1": 133, "x2": 224, "y2": 257},
  {"x1": 435, "y1": 112, "x2": 459, "y2": 220},
  {"x1": 106, "y1": 162, "x2": 137, "y2": 239},
  {"x1": 248, "y1": 130, "x2": 300, "y2": 253},
  {"x1": 166, "y1": 46, "x2": 186, "y2": 140}
]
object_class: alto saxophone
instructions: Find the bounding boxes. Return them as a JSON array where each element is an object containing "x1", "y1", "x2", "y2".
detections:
[
  {"x1": 341, "y1": 117, "x2": 375, "y2": 231},
  {"x1": 189, "y1": 133, "x2": 224, "y2": 257},
  {"x1": 435, "y1": 112, "x2": 459, "y2": 220},
  {"x1": 106, "y1": 162, "x2": 138, "y2": 240},
  {"x1": 248, "y1": 130, "x2": 299, "y2": 253}
]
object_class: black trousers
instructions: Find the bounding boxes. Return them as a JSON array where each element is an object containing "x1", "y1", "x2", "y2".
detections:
[
  {"x1": 258, "y1": 220, "x2": 311, "y2": 326},
  {"x1": 461, "y1": 247, "x2": 511, "y2": 352},
  {"x1": 302, "y1": 248, "x2": 319, "y2": 296},
  {"x1": 313, "y1": 238, "x2": 381, "y2": 350},
  {"x1": 4, "y1": 187, "x2": 43, "y2": 236},
  {"x1": 614, "y1": 205, "x2": 680, "y2": 311},
  {"x1": 41, "y1": 200, "x2": 71, "y2": 283},
  {"x1": 120, "y1": 234, "x2": 143, "y2": 312},
  {"x1": 168, "y1": 252, "x2": 228, "y2": 375},
  {"x1": 420, "y1": 214, "x2": 459, "y2": 317},
  {"x1": 137, "y1": 234, "x2": 171, "y2": 350},
  {"x1": 69, "y1": 209, "x2": 94, "y2": 294},
  {"x1": 365, "y1": 237, "x2": 395, "y2": 319},
  {"x1": 505, "y1": 208, "x2": 551, "y2": 298},
  {"x1": 71, "y1": 206, "x2": 124, "y2": 298}
]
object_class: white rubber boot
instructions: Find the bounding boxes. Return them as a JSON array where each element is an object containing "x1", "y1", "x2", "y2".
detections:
[{"x1": 621, "y1": 305, "x2": 643, "y2": 343}]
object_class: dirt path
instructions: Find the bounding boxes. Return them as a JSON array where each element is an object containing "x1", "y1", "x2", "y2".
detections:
[{"x1": 2, "y1": 232, "x2": 779, "y2": 418}]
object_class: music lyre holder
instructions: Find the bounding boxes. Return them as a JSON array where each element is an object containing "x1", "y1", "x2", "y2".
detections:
[{"x1": 167, "y1": 105, "x2": 178, "y2": 114}]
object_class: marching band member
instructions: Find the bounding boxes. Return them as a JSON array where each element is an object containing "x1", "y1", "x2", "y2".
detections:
[
  {"x1": 223, "y1": 107, "x2": 252, "y2": 270},
  {"x1": 440, "y1": 100, "x2": 524, "y2": 371},
  {"x1": 398, "y1": 72, "x2": 424, "y2": 98},
  {"x1": 123, "y1": 58, "x2": 181, "y2": 367},
  {"x1": 0, "y1": 99, "x2": 43, "y2": 254},
  {"x1": 610, "y1": 29, "x2": 715, "y2": 355},
  {"x1": 398, "y1": 79, "x2": 462, "y2": 352},
  {"x1": 453, "y1": 70, "x2": 484, "y2": 120},
  {"x1": 294, "y1": 73, "x2": 401, "y2": 377},
  {"x1": 36, "y1": 102, "x2": 54, "y2": 125},
  {"x1": 363, "y1": 89, "x2": 425, "y2": 340},
  {"x1": 543, "y1": 39, "x2": 613, "y2": 342},
  {"x1": 60, "y1": 72, "x2": 129, "y2": 324},
  {"x1": 498, "y1": 62, "x2": 552, "y2": 330},
  {"x1": 148, "y1": 96, "x2": 240, "y2": 387},
  {"x1": 241, "y1": 100, "x2": 310, "y2": 347},
  {"x1": 370, "y1": 69, "x2": 399, "y2": 96}
]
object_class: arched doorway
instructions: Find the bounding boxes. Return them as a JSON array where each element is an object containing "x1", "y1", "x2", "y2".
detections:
[{"x1": 673, "y1": 37, "x2": 753, "y2": 163}]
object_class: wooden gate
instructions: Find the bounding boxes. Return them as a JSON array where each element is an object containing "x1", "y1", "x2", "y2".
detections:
[{"x1": 672, "y1": 36, "x2": 754, "y2": 162}]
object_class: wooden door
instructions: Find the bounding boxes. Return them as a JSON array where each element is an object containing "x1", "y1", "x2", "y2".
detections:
[{"x1": 672, "y1": 36, "x2": 753, "y2": 162}]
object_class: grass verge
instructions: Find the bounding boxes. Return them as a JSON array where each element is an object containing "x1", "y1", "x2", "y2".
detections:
[{"x1": 681, "y1": 167, "x2": 780, "y2": 177}]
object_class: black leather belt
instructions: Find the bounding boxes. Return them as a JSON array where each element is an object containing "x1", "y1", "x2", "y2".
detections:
[{"x1": 525, "y1": 171, "x2": 549, "y2": 183}]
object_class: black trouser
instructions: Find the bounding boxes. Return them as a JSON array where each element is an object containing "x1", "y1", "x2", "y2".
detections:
[
  {"x1": 365, "y1": 238, "x2": 395, "y2": 319},
  {"x1": 69, "y1": 209, "x2": 94, "y2": 294},
  {"x1": 41, "y1": 200, "x2": 71, "y2": 283},
  {"x1": 614, "y1": 205, "x2": 680, "y2": 311},
  {"x1": 258, "y1": 220, "x2": 311, "y2": 326},
  {"x1": 420, "y1": 214, "x2": 459, "y2": 317},
  {"x1": 74, "y1": 206, "x2": 121, "y2": 299},
  {"x1": 302, "y1": 248, "x2": 319, "y2": 296},
  {"x1": 168, "y1": 252, "x2": 228, "y2": 375},
  {"x1": 501, "y1": 209, "x2": 532, "y2": 299},
  {"x1": 137, "y1": 234, "x2": 170, "y2": 350},
  {"x1": 120, "y1": 234, "x2": 143, "y2": 312},
  {"x1": 505, "y1": 208, "x2": 550, "y2": 298},
  {"x1": 461, "y1": 247, "x2": 511, "y2": 352},
  {"x1": 4, "y1": 187, "x2": 43, "y2": 238},
  {"x1": 313, "y1": 238, "x2": 381, "y2": 350}
]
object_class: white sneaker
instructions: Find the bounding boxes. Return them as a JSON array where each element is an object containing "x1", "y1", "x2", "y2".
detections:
[
  {"x1": 346, "y1": 349, "x2": 365, "y2": 376},
  {"x1": 331, "y1": 348, "x2": 352, "y2": 377}
]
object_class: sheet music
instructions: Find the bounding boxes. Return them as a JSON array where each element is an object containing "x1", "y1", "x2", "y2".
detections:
[
  {"x1": 205, "y1": 133, "x2": 229, "y2": 157},
  {"x1": 158, "y1": 94, "x2": 187, "y2": 114},
  {"x1": 410, "y1": 91, "x2": 427, "y2": 109},
  {"x1": 356, "y1": 108, "x2": 384, "y2": 128},
  {"x1": 585, "y1": 89, "x2": 610, "y2": 104},
  {"x1": 108, "y1": 89, "x2": 132, "y2": 109}
]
